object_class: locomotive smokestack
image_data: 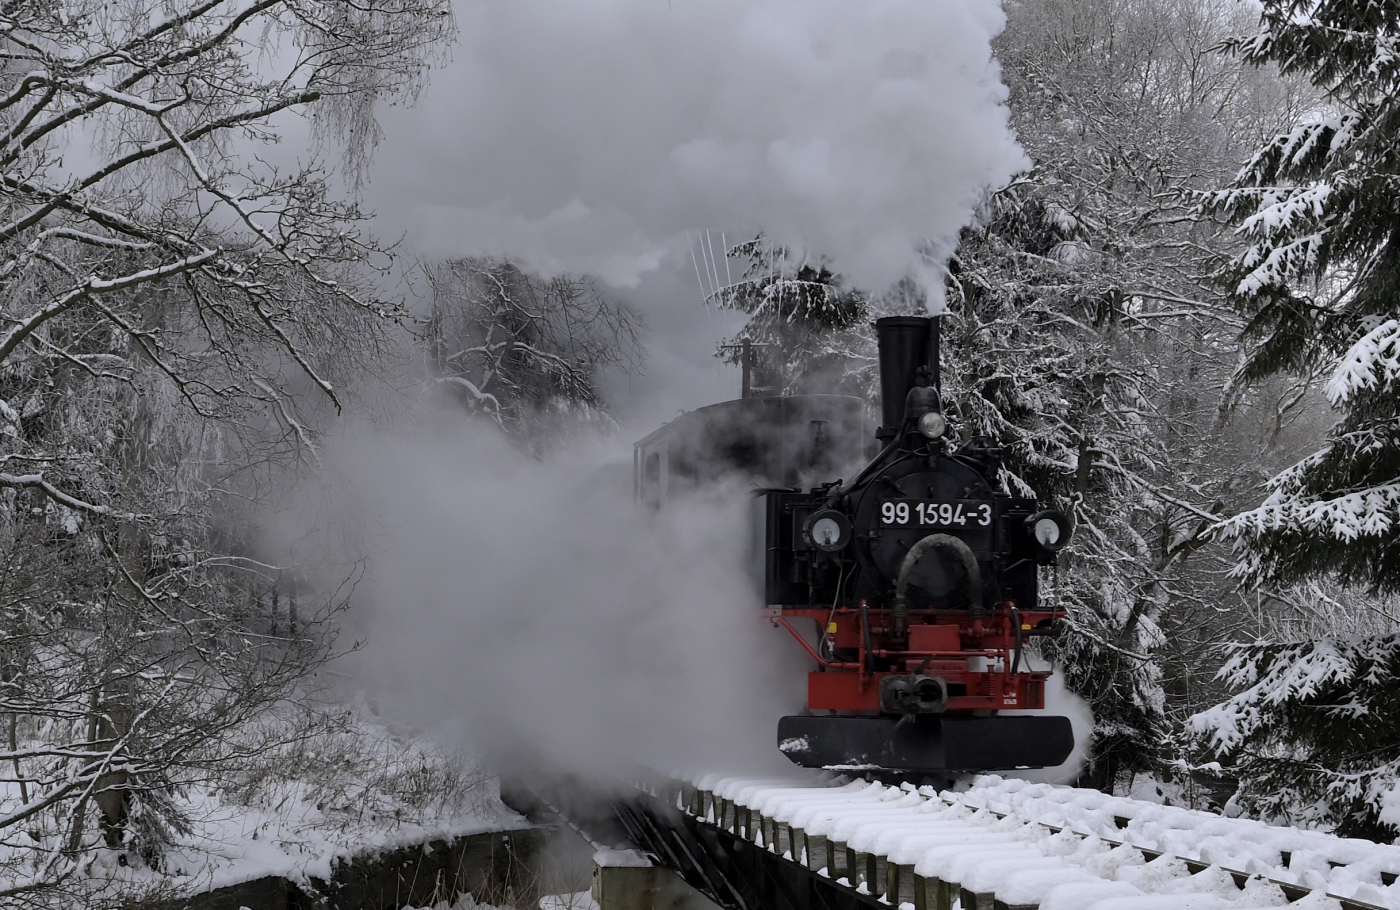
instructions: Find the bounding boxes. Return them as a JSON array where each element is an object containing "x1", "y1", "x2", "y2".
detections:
[{"x1": 875, "y1": 316, "x2": 940, "y2": 437}]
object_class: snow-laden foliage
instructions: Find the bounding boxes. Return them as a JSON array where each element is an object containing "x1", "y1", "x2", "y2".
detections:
[
  {"x1": 0, "y1": 705, "x2": 500, "y2": 909},
  {"x1": 1327, "y1": 318, "x2": 1400, "y2": 406},
  {"x1": 711, "y1": 237, "x2": 877, "y2": 399},
  {"x1": 423, "y1": 259, "x2": 643, "y2": 447},
  {"x1": 946, "y1": 179, "x2": 1184, "y2": 790},
  {"x1": 933, "y1": 0, "x2": 1308, "y2": 791},
  {"x1": 0, "y1": 0, "x2": 453, "y2": 898},
  {"x1": 1187, "y1": 634, "x2": 1400, "y2": 839},
  {"x1": 1207, "y1": 0, "x2": 1400, "y2": 592}
]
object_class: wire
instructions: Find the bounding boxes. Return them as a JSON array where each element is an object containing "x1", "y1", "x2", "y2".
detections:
[
  {"x1": 689, "y1": 232, "x2": 710, "y2": 304},
  {"x1": 818, "y1": 559, "x2": 847, "y2": 661}
]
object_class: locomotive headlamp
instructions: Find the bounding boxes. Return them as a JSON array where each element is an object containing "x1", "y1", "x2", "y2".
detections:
[
  {"x1": 903, "y1": 366, "x2": 944, "y2": 439},
  {"x1": 917, "y1": 410, "x2": 947, "y2": 439},
  {"x1": 1025, "y1": 509, "x2": 1073, "y2": 552},
  {"x1": 804, "y1": 509, "x2": 851, "y2": 552}
]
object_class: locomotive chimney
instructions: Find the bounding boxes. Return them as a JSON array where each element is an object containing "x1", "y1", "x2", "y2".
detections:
[{"x1": 875, "y1": 315, "x2": 940, "y2": 438}]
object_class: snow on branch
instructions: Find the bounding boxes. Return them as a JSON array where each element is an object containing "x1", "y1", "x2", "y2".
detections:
[
  {"x1": 1222, "y1": 477, "x2": 1400, "y2": 544},
  {"x1": 429, "y1": 376, "x2": 503, "y2": 424},
  {"x1": 0, "y1": 247, "x2": 219, "y2": 364},
  {"x1": 0, "y1": 472, "x2": 139, "y2": 521},
  {"x1": 1235, "y1": 231, "x2": 1327, "y2": 296},
  {"x1": 1188, "y1": 639, "x2": 1361, "y2": 751},
  {"x1": 1327, "y1": 318, "x2": 1400, "y2": 405},
  {"x1": 1236, "y1": 183, "x2": 1331, "y2": 241}
]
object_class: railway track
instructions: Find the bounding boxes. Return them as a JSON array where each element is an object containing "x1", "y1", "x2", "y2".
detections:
[{"x1": 615, "y1": 774, "x2": 1400, "y2": 910}]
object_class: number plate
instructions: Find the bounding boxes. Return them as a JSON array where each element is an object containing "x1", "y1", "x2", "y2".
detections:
[{"x1": 879, "y1": 499, "x2": 992, "y2": 528}]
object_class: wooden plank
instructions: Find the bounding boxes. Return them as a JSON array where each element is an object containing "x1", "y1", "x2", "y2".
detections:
[
  {"x1": 831, "y1": 840, "x2": 850, "y2": 881},
  {"x1": 807, "y1": 834, "x2": 829, "y2": 873}
]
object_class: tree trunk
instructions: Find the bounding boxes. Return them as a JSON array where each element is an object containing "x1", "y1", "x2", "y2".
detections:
[{"x1": 64, "y1": 691, "x2": 101, "y2": 854}]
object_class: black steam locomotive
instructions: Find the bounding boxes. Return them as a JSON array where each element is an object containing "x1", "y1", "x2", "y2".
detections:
[{"x1": 635, "y1": 316, "x2": 1075, "y2": 774}]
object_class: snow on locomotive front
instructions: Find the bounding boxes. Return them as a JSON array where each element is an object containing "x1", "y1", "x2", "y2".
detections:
[{"x1": 631, "y1": 315, "x2": 1075, "y2": 775}]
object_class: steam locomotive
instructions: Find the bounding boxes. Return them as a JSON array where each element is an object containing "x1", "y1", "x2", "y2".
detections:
[{"x1": 634, "y1": 316, "x2": 1075, "y2": 775}]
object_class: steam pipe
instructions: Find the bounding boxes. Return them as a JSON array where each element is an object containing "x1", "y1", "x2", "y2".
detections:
[
  {"x1": 860, "y1": 600, "x2": 873, "y2": 680},
  {"x1": 775, "y1": 617, "x2": 858, "y2": 669},
  {"x1": 1011, "y1": 605, "x2": 1024, "y2": 676}
]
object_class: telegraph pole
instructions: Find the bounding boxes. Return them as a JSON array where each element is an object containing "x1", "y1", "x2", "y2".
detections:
[{"x1": 718, "y1": 338, "x2": 769, "y2": 399}]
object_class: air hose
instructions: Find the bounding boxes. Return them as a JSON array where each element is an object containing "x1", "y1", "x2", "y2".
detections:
[{"x1": 893, "y1": 534, "x2": 984, "y2": 641}]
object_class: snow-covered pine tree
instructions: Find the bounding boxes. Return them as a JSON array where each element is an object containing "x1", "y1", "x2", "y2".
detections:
[
  {"x1": 1191, "y1": 0, "x2": 1400, "y2": 837},
  {"x1": 1207, "y1": 0, "x2": 1400, "y2": 591},
  {"x1": 1189, "y1": 634, "x2": 1400, "y2": 839},
  {"x1": 947, "y1": 179, "x2": 1178, "y2": 791},
  {"x1": 711, "y1": 237, "x2": 876, "y2": 399}
]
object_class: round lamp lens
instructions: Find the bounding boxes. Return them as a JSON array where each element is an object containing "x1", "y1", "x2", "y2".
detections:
[
  {"x1": 811, "y1": 517, "x2": 842, "y2": 547},
  {"x1": 805, "y1": 509, "x2": 851, "y2": 552},
  {"x1": 1034, "y1": 517, "x2": 1061, "y2": 547},
  {"x1": 917, "y1": 411, "x2": 947, "y2": 439}
]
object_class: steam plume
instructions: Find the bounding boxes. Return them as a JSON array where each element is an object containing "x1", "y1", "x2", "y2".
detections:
[
  {"x1": 324, "y1": 422, "x2": 808, "y2": 780},
  {"x1": 366, "y1": 0, "x2": 1026, "y2": 300}
]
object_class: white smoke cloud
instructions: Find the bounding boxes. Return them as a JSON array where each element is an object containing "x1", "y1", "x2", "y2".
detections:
[
  {"x1": 307, "y1": 0, "x2": 1069, "y2": 784},
  {"x1": 365, "y1": 0, "x2": 1026, "y2": 300},
  {"x1": 318, "y1": 419, "x2": 808, "y2": 781},
  {"x1": 1011, "y1": 661, "x2": 1095, "y2": 785}
]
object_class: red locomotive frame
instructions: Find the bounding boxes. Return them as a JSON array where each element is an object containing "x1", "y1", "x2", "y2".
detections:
[{"x1": 775, "y1": 602, "x2": 1062, "y2": 713}]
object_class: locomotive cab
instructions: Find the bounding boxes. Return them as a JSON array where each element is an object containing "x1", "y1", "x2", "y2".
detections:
[{"x1": 633, "y1": 394, "x2": 868, "y2": 506}]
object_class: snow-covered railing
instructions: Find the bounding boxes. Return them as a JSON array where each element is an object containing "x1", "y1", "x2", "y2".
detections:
[
  {"x1": 650, "y1": 774, "x2": 1400, "y2": 910},
  {"x1": 955, "y1": 778, "x2": 1400, "y2": 896}
]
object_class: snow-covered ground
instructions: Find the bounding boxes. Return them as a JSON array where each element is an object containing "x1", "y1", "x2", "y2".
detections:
[
  {"x1": 690, "y1": 773, "x2": 1400, "y2": 909},
  {"x1": 0, "y1": 708, "x2": 527, "y2": 905},
  {"x1": 147, "y1": 763, "x2": 524, "y2": 894}
]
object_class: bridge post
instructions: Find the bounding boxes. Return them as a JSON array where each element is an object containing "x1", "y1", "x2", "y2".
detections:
[{"x1": 592, "y1": 849, "x2": 722, "y2": 910}]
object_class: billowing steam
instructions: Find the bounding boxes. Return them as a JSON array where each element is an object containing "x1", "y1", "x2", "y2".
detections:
[
  {"x1": 321, "y1": 421, "x2": 809, "y2": 780},
  {"x1": 366, "y1": 0, "x2": 1026, "y2": 300},
  {"x1": 1019, "y1": 673, "x2": 1095, "y2": 785}
]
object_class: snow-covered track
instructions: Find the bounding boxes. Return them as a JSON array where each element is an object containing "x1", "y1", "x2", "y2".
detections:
[{"x1": 648, "y1": 774, "x2": 1400, "y2": 910}]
